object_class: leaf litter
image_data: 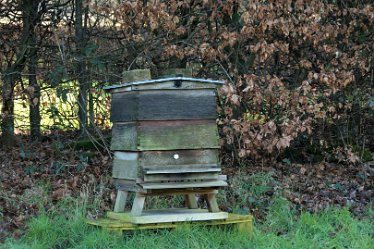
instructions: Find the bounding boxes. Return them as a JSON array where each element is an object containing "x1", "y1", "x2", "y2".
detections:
[{"x1": 0, "y1": 135, "x2": 373, "y2": 242}]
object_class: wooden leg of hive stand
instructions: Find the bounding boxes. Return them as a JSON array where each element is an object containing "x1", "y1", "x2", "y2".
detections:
[
  {"x1": 131, "y1": 193, "x2": 146, "y2": 216},
  {"x1": 114, "y1": 190, "x2": 128, "y2": 213},
  {"x1": 185, "y1": 194, "x2": 198, "y2": 209},
  {"x1": 205, "y1": 193, "x2": 220, "y2": 212}
]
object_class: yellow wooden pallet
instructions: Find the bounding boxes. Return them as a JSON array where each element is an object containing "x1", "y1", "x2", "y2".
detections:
[{"x1": 87, "y1": 212, "x2": 253, "y2": 234}]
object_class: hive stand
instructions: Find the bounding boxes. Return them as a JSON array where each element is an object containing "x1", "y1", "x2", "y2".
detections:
[
  {"x1": 104, "y1": 69, "x2": 228, "y2": 224},
  {"x1": 111, "y1": 186, "x2": 227, "y2": 224}
]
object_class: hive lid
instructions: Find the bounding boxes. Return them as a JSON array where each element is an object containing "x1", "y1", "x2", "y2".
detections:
[{"x1": 103, "y1": 77, "x2": 224, "y2": 92}]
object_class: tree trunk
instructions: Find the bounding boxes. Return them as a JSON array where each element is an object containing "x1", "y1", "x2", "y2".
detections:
[
  {"x1": 29, "y1": 50, "x2": 41, "y2": 139},
  {"x1": 1, "y1": 0, "x2": 41, "y2": 147},
  {"x1": 1, "y1": 70, "x2": 16, "y2": 147},
  {"x1": 29, "y1": 0, "x2": 41, "y2": 139},
  {"x1": 75, "y1": 0, "x2": 89, "y2": 135}
]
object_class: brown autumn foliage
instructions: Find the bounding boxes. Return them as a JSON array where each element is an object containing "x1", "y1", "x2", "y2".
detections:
[
  {"x1": 1, "y1": 0, "x2": 373, "y2": 163},
  {"x1": 90, "y1": 0, "x2": 373, "y2": 163}
]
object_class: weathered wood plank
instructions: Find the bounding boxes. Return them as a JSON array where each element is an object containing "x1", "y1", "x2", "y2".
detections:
[
  {"x1": 110, "y1": 91, "x2": 138, "y2": 122},
  {"x1": 140, "y1": 180, "x2": 227, "y2": 189},
  {"x1": 143, "y1": 172, "x2": 219, "y2": 182},
  {"x1": 145, "y1": 188, "x2": 218, "y2": 196},
  {"x1": 140, "y1": 149, "x2": 219, "y2": 168},
  {"x1": 110, "y1": 123, "x2": 137, "y2": 151},
  {"x1": 110, "y1": 90, "x2": 217, "y2": 122},
  {"x1": 112, "y1": 152, "x2": 138, "y2": 179},
  {"x1": 138, "y1": 120, "x2": 220, "y2": 150},
  {"x1": 218, "y1": 175, "x2": 227, "y2": 181},
  {"x1": 107, "y1": 209, "x2": 228, "y2": 224},
  {"x1": 113, "y1": 179, "x2": 145, "y2": 193},
  {"x1": 89, "y1": 212, "x2": 252, "y2": 231},
  {"x1": 144, "y1": 168, "x2": 221, "y2": 174}
]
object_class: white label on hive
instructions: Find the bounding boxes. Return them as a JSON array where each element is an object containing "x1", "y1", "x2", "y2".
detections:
[{"x1": 173, "y1": 154, "x2": 179, "y2": 160}]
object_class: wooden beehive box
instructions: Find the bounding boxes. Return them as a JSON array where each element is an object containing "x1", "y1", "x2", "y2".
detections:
[{"x1": 105, "y1": 70, "x2": 226, "y2": 192}]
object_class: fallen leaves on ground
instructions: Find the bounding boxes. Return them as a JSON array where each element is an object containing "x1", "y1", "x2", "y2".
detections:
[{"x1": 0, "y1": 134, "x2": 373, "y2": 241}]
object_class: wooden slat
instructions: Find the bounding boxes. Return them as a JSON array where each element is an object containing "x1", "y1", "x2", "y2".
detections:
[
  {"x1": 88, "y1": 213, "x2": 252, "y2": 232},
  {"x1": 140, "y1": 180, "x2": 227, "y2": 189},
  {"x1": 110, "y1": 90, "x2": 217, "y2": 122},
  {"x1": 107, "y1": 209, "x2": 228, "y2": 224},
  {"x1": 145, "y1": 168, "x2": 221, "y2": 174},
  {"x1": 143, "y1": 172, "x2": 219, "y2": 182},
  {"x1": 144, "y1": 188, "x2": 219, "y2": 196},
  {"x1": 142, "y1": 164, "x2": 219, "y2": 174},
  {"x1": 138, "y1": 120, "x2": 219, "y2": 150},
  {"x1": 218, "y1": 175, "x2": 227, "y2": 181},
  {"x1": 113, "y1": 179, "x2": 145, "y2": 193}
]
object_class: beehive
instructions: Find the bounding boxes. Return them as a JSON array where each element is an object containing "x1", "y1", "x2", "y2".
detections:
[{"x1": 104, "y1": 69, "x2": 227, "y2": 222}]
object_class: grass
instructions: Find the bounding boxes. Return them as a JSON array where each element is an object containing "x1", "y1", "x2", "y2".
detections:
[
  {"x1": 2, "y1": 195, "x2": 373, "y2": 249},
  {"x1": 2, "y1": 173, "x2": 373, "y2": 248}
]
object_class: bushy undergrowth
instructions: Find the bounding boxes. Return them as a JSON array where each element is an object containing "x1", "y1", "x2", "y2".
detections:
[{"x1": 2, "y1": 196, "x2": 373, "y2": 249}]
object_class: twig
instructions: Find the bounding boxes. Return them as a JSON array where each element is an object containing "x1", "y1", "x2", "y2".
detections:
[{"x1": 215, "y1": 59, "x2": 234, "y2": 84}]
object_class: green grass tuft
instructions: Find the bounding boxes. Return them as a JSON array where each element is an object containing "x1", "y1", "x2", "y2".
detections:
[{"x1": 2, "y1": 195, "x2": 373, "y2": 249}]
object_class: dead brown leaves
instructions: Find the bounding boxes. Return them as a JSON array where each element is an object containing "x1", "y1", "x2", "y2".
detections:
[{"x1": 0, "y1": 135, "x2": 113, "y2": 241}]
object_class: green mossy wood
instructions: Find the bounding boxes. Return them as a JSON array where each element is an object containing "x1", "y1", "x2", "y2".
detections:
[{"x1": 110, "y1": 120, "x2": 219, "y2": 151}]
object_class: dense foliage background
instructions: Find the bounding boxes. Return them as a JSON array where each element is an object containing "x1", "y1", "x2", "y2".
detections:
[{"x1": 1, "y1": 0, "x2": 373, "y2": 165}]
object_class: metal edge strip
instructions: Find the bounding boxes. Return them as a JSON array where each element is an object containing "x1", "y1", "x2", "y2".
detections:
[{"x1": 103, "y1": 77, "x2": 225, "y2": 90}]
